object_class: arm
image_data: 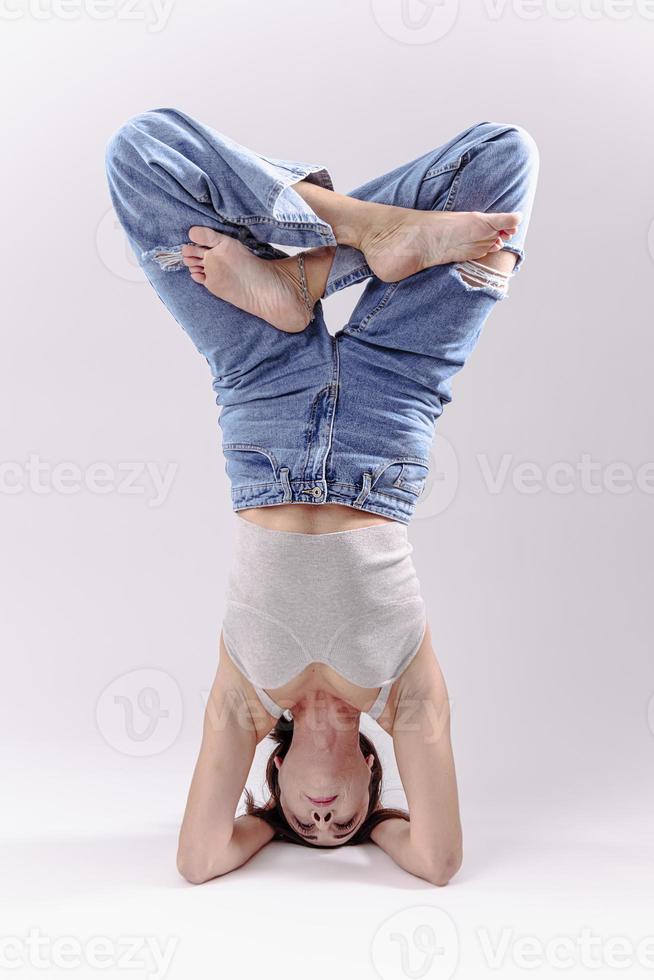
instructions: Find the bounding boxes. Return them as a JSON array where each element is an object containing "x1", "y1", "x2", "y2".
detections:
[
  {"x1": 371, "y1": 625, "x2": 463, "y2": 886},
  {"x1": 176, "y1": 658, "x2": 275, "y2": 884}
]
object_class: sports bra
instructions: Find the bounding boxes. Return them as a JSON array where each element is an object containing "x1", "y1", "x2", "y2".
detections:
[{"x1": 221, "y1": 513, "x2": 427, "y2": 721}]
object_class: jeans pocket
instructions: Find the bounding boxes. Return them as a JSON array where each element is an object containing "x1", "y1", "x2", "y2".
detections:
[
  {"x1": 223, "y1": 444, "x2": 280, "y2": 488},
  {"x1": 373, "y1": 458, "x2": 430, "y2": 499}
]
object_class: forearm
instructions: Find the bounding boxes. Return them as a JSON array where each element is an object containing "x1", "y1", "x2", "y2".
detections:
[
  {"x1": 379, "y1": 629, "x2": 464, "y2": 886},
  {"x1": 218, "y1": 814, "x2": 276, "y2": 870},
  {"x1": 370, "y1": 817, "x2": 461, "y2": 887},
  {"x1": 178, "y1": 814, "x2": 275, "y2": 884},
  {"x1": 177, "y1": 680, "x2": 260, "y2": 883},
  {"x1": 370, "y1": 818, "x2": 430, "y2": 882}
]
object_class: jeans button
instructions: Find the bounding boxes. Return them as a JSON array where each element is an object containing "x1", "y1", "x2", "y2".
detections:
[{"x1": 313, "y1": 486, "x2": 323, "y2": 498}]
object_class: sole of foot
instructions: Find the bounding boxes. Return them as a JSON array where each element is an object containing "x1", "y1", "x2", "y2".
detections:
[
  {"x1": 181, "y1": 227, "x2": 315, "y2": 333},
  {"x1": 359, "y1": 208, "x2": 522, "y2": 282}
]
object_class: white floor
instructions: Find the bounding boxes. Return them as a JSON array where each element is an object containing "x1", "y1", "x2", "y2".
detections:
[{"x1": 3, "y1": 739, "x2": 652, "y2": 980}]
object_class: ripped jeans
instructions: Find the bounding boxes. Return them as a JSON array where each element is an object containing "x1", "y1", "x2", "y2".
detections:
[{"x1": 105, "y1": 109, "x2": 539, "y2": 524}]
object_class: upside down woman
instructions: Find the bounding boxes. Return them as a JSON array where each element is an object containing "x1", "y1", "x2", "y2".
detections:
[{"x1": 105, "y1": 108, "x2": 538, "y2": 885}]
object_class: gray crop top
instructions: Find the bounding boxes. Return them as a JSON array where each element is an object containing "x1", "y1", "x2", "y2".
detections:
[{"x1": 221, "y1": 514, "x2": 427, "y2": 721}]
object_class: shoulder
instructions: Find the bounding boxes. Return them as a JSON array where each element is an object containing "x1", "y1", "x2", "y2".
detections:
[
  {"x1": 373, "y1": 621, "x2": 445, "y2": 735},
  {"x1": 215, "y1": 632, "x2": 278, "y2": 743}
]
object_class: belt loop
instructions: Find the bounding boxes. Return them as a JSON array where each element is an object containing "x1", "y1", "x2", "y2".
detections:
[
  {"x1": 354, "y1": 471, "x2": 372, "y2": 506},
  {"x1": 280, "y1": 466, "x2": 292, "y2": 502}
]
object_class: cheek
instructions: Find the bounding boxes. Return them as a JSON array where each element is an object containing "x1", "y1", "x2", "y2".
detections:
[{"x1": 277, "y1": 768, "x2": 298, "y2": 805}]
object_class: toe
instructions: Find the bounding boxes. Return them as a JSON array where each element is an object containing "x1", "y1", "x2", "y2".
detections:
[
  {"x1": 182, "y1": 255, "x2": 202, "y2": 269},
  {"x1": 182, "y1": 244, "x2": 207, "y2": 260},
  {"x1": 188, "y1": 226, "x2": 223, "y2": 248},
  {"x1": 489, "y1": 212, "x2": 522, "y2": 232},
  {"x1": 190, "y1": 270, "x2": 206, "y2": 284}
]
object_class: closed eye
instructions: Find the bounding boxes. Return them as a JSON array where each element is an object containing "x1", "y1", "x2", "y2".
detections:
[
  {"x1": 292, "y1": 815, "x2": 359, "y2": 837},
  {"x1": 333, "y1": 816, "x2": 357, "y2": 831}
]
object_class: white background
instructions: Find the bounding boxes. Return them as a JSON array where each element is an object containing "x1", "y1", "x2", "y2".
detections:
[{"x1": 1, "y1": 1, "x2": 653, "y2": 978}]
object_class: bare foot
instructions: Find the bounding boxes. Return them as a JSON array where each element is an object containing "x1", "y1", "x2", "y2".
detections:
[
  {"x1": 358, "y1": 207, "x2": 522, "y2": 282},
  {"x1": 181, "y1": 229, "x2": 334, "y2": 333}
]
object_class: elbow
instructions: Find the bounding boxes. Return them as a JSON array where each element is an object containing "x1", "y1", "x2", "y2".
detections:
[
  {"x1": 177, "y1": 857, "x2": 209, "y2": 885},
  {"x1": 176, "y1": 848, "x2": 214, "y2": 885},
  {"x1": 422, "y1": 848, "x2": 463, "y2": 887},
  {"x1": 177, "y1": 827, "x2": 235, "y2": 884}
]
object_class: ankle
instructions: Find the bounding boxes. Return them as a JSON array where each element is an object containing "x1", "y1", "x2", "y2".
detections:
[
  {"x1": 301, "y1": 246, "x2": 336, "y2": 302},
  {"x1": 292, "y1": 180, "x2": 375, "y2": 251},
  {"x1": 331, "y1": 199, "x2": 381, "y2": 251}
]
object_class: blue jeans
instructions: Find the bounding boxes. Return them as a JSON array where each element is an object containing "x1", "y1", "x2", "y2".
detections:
[{"x1": 105, "y1": 108, "x2": 539, "y2": 525}]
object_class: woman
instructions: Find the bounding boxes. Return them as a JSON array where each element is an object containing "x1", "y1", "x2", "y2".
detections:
[{"x1": 105, "y1": 108, "x2": 539, "y2": 885}]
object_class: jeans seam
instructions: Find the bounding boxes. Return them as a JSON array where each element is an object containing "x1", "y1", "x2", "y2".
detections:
[
  {"x1": 347, "y1": 281, "x2": 400, "y2": 334},
  {"x1": 230, "y1": 214, "x2": 334, "y2": 236},
  {"x1": 299, "y1": 389, "x2": 323, "y2": 480},
  {"x1": 443, "y1": 150, "x2": 469, "y2": 212},
  {"x1": 231, "y1": 483, "x2": 279, "y2": 492},
  {"x1": 322, "y1": 337, "x2": 341, "y2": 485},
  {"x1": 423, "y1": 156, "x2": 464, "y2": 181}
]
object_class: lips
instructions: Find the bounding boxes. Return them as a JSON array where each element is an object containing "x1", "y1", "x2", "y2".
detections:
[{"x1": 307, "y1": 795, "x2": 338, "y2": 805}]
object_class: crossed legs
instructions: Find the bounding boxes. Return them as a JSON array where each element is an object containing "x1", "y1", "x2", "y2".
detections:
[
  {"x1": 106, "y1": 109, "x2": 539, "y2": 456},
  {"x1": 180, "y1": 183, "x2": 522, "y2": 333}
]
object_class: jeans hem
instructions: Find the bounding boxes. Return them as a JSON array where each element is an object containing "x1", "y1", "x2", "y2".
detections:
[
  {"x1": 267, "y1": 164, "x2": 338, "y2": 246},
  {"x1": 324, "y1": 260, "x2": 374, "y2": 298}
]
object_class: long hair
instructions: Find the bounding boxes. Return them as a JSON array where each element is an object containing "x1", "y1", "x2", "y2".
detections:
[{"x1": 243, "y1": 714, "x2": 408, "y2": 847}]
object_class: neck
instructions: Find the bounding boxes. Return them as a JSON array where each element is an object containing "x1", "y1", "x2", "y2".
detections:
[{"x1": 291, "y1": 691, "x2": 361, "y2": 752}]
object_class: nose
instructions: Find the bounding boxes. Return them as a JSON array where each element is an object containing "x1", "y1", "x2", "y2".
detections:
[
  {"x1": 307, "y1": 794, "x2": 337, "y2": 823},
  {"x1": 312, "y1": 808, "x2": 333, "y2": 823}
]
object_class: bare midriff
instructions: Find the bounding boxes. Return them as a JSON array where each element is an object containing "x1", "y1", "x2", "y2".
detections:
[{"x1": 236, "y1": 503, "x2": 397, "y2": 534}]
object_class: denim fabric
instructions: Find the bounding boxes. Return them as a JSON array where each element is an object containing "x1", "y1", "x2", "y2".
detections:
[{"x1": 105, "y1": 108, "x2": 539, "y2": 524}]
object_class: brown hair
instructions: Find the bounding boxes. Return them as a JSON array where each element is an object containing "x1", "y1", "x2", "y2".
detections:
[{"x1": 243, "y1": 714, "x2": 408, "y2": 847}]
